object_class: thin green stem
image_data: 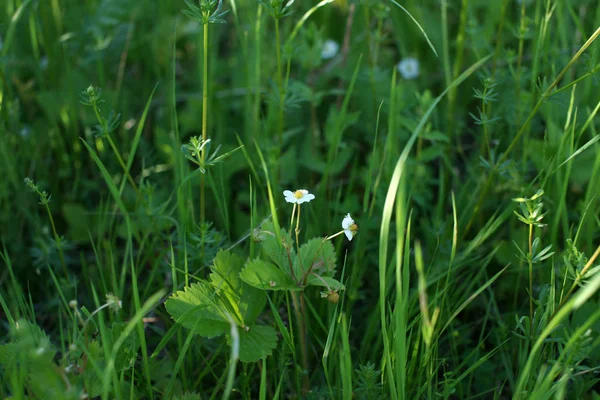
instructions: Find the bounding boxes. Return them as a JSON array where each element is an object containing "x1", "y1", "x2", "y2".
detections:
[
  {"x1": 295, "y1": 204, "x2": 304, "y2": 275},
  {"x1": 555, "y1": 244, "x2": 600, "y2": 314},
  {"x1": 201, "y1": 22, "x2": 209, "y2": 224},
  {"x1": 515, "y1": 0, "x2": 527, "y2": 128},
  {"x1": 290, "y1": 291, "x2": 310, "y2": 394},
  {"x1": 274, "y1": 18, "x2": 284, "y2": 150},
  {"x1": 45, "y1": 202, "x2": 68, "y2": 279},
  {"x1": 463, "y1": 26, "x2": 600, "y2": 238},
  {"x1": 105, "y1": 135, "x2": 140, "y2": 196},
  {"x1": 91, "y1": 103, "x2": 140, "y2": 196},
  {"x1": 528, "y1": 223, "x2": 533, "y2": 330},
  {"x1": 290, "y1": 203, "x2": 297, "y2": 232}
]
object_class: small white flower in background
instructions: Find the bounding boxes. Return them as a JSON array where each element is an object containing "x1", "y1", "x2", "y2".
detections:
[
  {"x1": 397, "y1": 57, "x2": 420, "y2": 80},
  {"x1": 284, "y1": 189, "x2": 315, "y2": 204},
  {"x1": 342, "y1": 213, "x2": 359, "y2": 241},
  {"x1": 321, "y1": 39, "x2": 339, "y2": 60}
]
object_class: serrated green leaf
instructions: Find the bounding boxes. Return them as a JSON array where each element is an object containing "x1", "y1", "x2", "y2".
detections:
[
  {"x1": 259, "y1": 222, "x2": 294, "y2": 270},
  {"x1": 210, "y1": 250, "x2": 266, "y2": 325},
  {"x1": 306, "y1": 275, "x2": 344, "y2": 291},
  {"x1": 230, "y1": 325, "x2": 278, "y2": 363},
  {"x1": 240, "y1": 259, "x2": 300, "y2": 291},
  {"x1": 165, "y1": 282, "x2": 229, "y2": 337},
  {"x1": 296, "y1": 238, "x2": 337, "y2": 278}
]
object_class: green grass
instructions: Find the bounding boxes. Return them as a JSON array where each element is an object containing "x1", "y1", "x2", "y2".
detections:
[{"x1": 1, "y1": 0, "x2": 600, "y2": 399}]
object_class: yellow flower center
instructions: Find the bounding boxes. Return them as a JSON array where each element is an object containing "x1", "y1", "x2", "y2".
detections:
[
  {"x1": 294, "y1": 190, "x2": 304, "y2": 199},
  {"x1": 349, "y1": 223, "x2": 358, "y2": 232}
]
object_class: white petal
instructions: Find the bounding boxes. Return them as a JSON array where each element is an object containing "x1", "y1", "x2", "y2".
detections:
[
  {"x1": 296, "y1": 193, "x2": 314, "y2": 204},
  {"x1": 344, "y1": 229, "x2": 353, "y2": 241},
  {"x1": 298, "y1": 189, "x2": 308, "y2": 196},
  {"x1": 342, "y1": 214, "x2": 354, "y2": 229},
  {"x1": 283, "y1": 190, "x2": 294, "y2": 197},
  {"x1": 285, "y1": 196, "x2": 297, "y2": 203}
]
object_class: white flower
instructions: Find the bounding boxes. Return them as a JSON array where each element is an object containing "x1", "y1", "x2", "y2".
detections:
[
  {"x1": 397, "y1": 57, "x2": 420, "y2": 80},
  {"x1": 283, "y1": 189, "x2": 315, "y2": 204},
  {"x1": 342, "y1": 213, "x2": 358, "y2": 241},
  {"x1": 321, "y1": 39, "x2": 339, "y2": 60}
]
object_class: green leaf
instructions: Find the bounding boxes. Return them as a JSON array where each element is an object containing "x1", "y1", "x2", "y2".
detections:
[
  {"x1": 210, "y1": 250, "x2": 266, "y2": 325},
  {"x1": 421, "y1": 130, "x2": 450, "y2": 143},
  {"x1": 259, "y1": 222, "x2": 294, "y2": 270},
  {"x1": 306, "y1": 275, "x2": 344, "y2": 291},
  {"x1": 172, "y1": 392, "x2": 202, "y2": 400},
  {"x1": 110, "y1": 322, "x2": 140, "y2": 372},
  {"x1": 0, "y1": 343, "x2": 17, "y2": 365},
  {"x1": 61, "y1": 203, "x2": 93, "y2": 243},
  {"x1": 240, "y1": 259, "x2": 300, "y2": 291},
  {"x1": 230, "y1": 325, "x2": 278, "y2": 363},
  {"x1": 297, "y1": 238, "x2": 337, "y2": 278},
  {"x1": 164, "y1": 282, "x2": 229, "y2": 338}
]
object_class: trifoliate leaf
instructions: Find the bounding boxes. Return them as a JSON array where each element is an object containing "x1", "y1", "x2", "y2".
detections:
[
  {"x1": 229, "y1": 325, "x2": 278, "y2": 363},
  {"x1": 306, "y1": 275, "x2": 344, "y2": 291},
  {"x1": 240, "y1": 259, "x2": 300, "y2": 291},
  {"x1": 209, "y1": 250, "x2": 266, "y2": 325},
  {"x1": 297, "y1": 238, "x2": 337, "y2": 278},
  {"x1": 165, "y1": 282, "x2": 229, "y2": 338}
]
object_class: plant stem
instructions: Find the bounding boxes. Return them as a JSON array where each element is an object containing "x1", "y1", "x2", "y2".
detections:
[
  {"x1": 105, "y1": 135, "x2": 140, "y2": 195},
  {"x1": 290, "y1": 291, "x2": 310, "y2": 394},
  {"x1": 295, "y1": 204, "x2": 304, "y2": 275},
  {"x1": 91, "y1": 103, "x2": 140, "y2": 196},
  {"x1": 290, "y1": 203, "x2": 297, "y2": 232},
  {"x1": 528, "y1": 223, "x2": 533, "y2": 331},
  {"x1": 463, "y1": 27, "x2": 600, "y2": 238},
  {"x1": 555, "y1": 244, "x2": 600, "y2": 314},
  {"x1": 45, "y1": 202, "x2": 68, "y2": 279},
  {"x1": 274, "y1": 17, "x2": 284, "y2": 152},
  {"x1": 201, "y1": 22, "x2": 209, "y2": 224}
]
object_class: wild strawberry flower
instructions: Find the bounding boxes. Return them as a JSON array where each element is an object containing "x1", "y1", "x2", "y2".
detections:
[
  {"x1": 325, "y1": 213, "x2": 359, "y2": 242},
  {"x1": 284, "y1": 189, "x2": 315, "y2": 204},
  {"x1": 342, "y1": 213, "x2": 359, "y2": 241},
  {"x1": 397, "y1": 57, "x2": 420, "y2": 80},
  {"x1": 321, "y1": 39, "x2": 339, "y2": 60}
]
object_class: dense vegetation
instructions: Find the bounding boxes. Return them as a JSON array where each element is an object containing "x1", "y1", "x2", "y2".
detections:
[{"x1": 1, "y1": 0, "x2": 599, "y2": 399}]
